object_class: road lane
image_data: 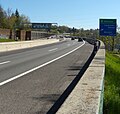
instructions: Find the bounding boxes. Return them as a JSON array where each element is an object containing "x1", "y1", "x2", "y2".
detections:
[
  {"x1": 0, "y1": 40, "x2": 85, "y2": 86},
  {"x1": 0, "y1": 40, "x2": 84, "y2": 84},
  {"x1": 0, "y1": 40, "x2": 94, "y2": 114}
]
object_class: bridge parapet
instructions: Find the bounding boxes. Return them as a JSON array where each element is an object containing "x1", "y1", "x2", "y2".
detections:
[{"x1": 56, "y1": 41, "x2": 105, "y2": 114}]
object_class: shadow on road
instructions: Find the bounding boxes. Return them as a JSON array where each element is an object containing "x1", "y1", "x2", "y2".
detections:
[
  {"x1": 32, "y1": 94, "x2": 60, "y2": 104},
  {"x1": 68, "y1": 65, "x2": 83, "y2": 71},
  {"x1": 46, "y1": 42, "x2": 97, "y2": 114}
]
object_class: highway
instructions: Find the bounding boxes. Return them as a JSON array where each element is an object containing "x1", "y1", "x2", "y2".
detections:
[{"x1": 0, "y1": 39, "x2": 94, "y2": 114}]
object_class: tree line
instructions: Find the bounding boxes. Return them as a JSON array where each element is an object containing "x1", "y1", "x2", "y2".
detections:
[
  {"x1": 51, "y1": 25, "x2": 99, "y2": 38},
  {"x1": 0, "y1": 5, "x2": 99, "y2": 36},
  {"x1": 0, "y1": 5, "x2": 99, "y2": 38},
  {"x1": 0, "y1": 5, "x2": 30, "y2": 30}
]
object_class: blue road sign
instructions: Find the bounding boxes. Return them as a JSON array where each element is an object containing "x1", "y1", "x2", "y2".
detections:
[
  {"x1": 99, "y1": 19, "x2": 117, "y2": 36},
  {"x1": 32, "y1": 23, "x2": 52, "y2": 29}
]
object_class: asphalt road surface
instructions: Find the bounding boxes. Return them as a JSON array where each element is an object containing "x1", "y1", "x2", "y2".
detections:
[{"x1": 0, "y1": 39, "x2": 94, "y2": 114}]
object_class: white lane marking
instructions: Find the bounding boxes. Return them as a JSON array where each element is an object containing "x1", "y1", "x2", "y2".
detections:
[
  {"x1": 49, "y1": 48, "x2": 58, "y2": 52},
  {"x1": 0, "y1": 41, "x2": 85, "y2": 86},
  {"x1": 0, "y1": 61, "x2": 11, "y2": 65},
  {"x1": 67, "y1": 44, "x2": 71, "y2": 46}
]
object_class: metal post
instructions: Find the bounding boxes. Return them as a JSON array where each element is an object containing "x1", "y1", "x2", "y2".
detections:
[{"x1": 112, "y1": 36, "x2": 114, "y2": 51}]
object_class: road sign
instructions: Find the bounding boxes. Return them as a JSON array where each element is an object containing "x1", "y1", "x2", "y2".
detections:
[
  {"x1": 32, "y1": 23, "x2": 52, "y2": 29},
  {"x1": 99, "y1": 19, "x2": 117, "y2": 36}
]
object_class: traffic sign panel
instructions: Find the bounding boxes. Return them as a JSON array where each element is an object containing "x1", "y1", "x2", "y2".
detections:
[
  {"x1": 99, "y1": 19, "x2": 117, "y2": 36},
  {"x1": 32, "y1": 23, "x2": 52, "y2": 29}
]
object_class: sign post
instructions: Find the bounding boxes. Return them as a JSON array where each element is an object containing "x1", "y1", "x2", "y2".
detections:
[{"x1": 99, "y1": 19, "x2": 117, "y2": 51}]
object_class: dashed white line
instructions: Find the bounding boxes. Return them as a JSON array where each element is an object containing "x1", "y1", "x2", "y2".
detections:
[
  {"x1": 67, "y1": 44, "x2": 71, "y2": 46},
  {"x1": 0, "y1": 61, "x2": 11, "y2": 65},
  {"x1": 49, "y1": 48, "x2": 58, "y2": 52},
  {"x1": 0, "y1": 41, "x2": 85, "y2": 86}
]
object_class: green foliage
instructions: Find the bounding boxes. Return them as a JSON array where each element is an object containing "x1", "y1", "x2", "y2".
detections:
[
  {"x1": 19, "y1": 14, "x2": 30, "y2": 30},
  {"x1": 57, "y1": 26, "x2": 70, "y2": 33},
  {"x1": 104, "y1": 52, "x2": 120, "y2": 114},
  {"x1": 0, "y1": 38, "x2": 15, "y2": 42},
  {"x1": 0, "y1": 5, "x2": 7, "y2": 28},
  {"x1": 0, "y1": 5, "x2": 30, "y2": 30},
  {"x1": 99, "y1": 36, "x2": 120, "y2": 52},
  {"x1": 50, "y1": 26, "x2": 99, "y2": 38},
  {"x1": 15, "y1": 9, "x2": 19, "y2": 18}
]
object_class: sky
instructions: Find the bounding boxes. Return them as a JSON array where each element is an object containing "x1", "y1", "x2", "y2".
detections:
[{"x1": 0, "y1": 0, "x2": 120, "y2": 29}]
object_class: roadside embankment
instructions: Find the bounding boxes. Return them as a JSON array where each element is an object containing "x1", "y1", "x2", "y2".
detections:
[
  {"x1": 56, "y1": 41, "x2": 105, "y2": 114},
  {"x1": 0, "y1": 39, "x2": 59, "y2": 52},
  {"x1": 104, "y1": 52, "x2": 120, "y2": 114}
]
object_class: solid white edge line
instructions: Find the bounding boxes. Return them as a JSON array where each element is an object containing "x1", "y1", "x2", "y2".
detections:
[
  {"x1": 0, "y1": 61, "x2": 11, "y2": 65},
  {"x1": 0, "y1": 41, "x2": 85, "y2": 86}
]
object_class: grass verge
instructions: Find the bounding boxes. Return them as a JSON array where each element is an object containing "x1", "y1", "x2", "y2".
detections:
[
  {"x1": 104, "y1": 52, "x2": 120, "y2": 114},
  {"x1": 0, "y1": 38, "x2": 15, "y2": 42}
]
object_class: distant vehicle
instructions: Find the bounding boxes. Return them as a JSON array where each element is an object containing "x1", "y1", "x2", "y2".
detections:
[
  {"x1": 64, "y1": 36, "x2": 70, "y2": 38},
  {"x1": 82, "y1": 37, "x2": 86, "y2": 41},
  {"x1": 71, "y1": 38, "x2": 74, "y2": 40},
  {"x1": 78, "y1": 37, "x2": 83, "y2": 42},
  {"x1": 59, "y1": 36, "x2": 63, "y2": 38},
  {"x1": 71, "y1": 37, "x2": 75, "y2": 40},
  {"x1": 49, "y1": 35, "x2": 56, "y2": 39}
]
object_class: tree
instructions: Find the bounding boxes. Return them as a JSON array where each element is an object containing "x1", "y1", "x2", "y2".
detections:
[
  {"x1": 6, "y1": 8, "x2": 15, "y2": 29},
  {"x1": 51, "y1": 25, "x2": 58, "y2": 34},
  {"x1": 0, "y1": 5, "x2": 31, "y2": 40},
  {"x1": 57, "y1": 26, "x2": 70, "y2": 33},
  {"x1": 15, "y1": 9, "x2": 19, "y2": 18},
  {"x1": 80, "y1": 28, "x2": 85, "y2": 37},
  {"x1": 19, "y1": 14, "x2": 30, "y2": 30},
  {"x1": 14, "y1": 9, "x2": 20, "y2": 29},
  {"x1": 0, "y1": 5, "x2": 7, "y2": 28}
]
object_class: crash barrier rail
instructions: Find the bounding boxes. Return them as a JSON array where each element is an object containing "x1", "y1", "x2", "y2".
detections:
[{"x1": 47, "y1": 40, "x2": 105, "y2": 114}]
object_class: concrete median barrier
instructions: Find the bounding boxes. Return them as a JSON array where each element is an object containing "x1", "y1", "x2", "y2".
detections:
[{"x1": 0, "y1": 39, "x2": 59, "y2": 52}]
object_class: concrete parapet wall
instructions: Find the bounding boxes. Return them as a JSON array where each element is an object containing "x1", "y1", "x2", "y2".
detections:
[
  {"x1": 0, "y1": 28, "x2": 10, "y2": 37},
  {"x1": 56, "y1": 41, "x2": 105, "y2": 114},
  {"x1": 0, "y1": 28, "x2": 55, "y2": 40},
  {"x1": 0, "y1": 39, "x2": 59, "y2": 52}
]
